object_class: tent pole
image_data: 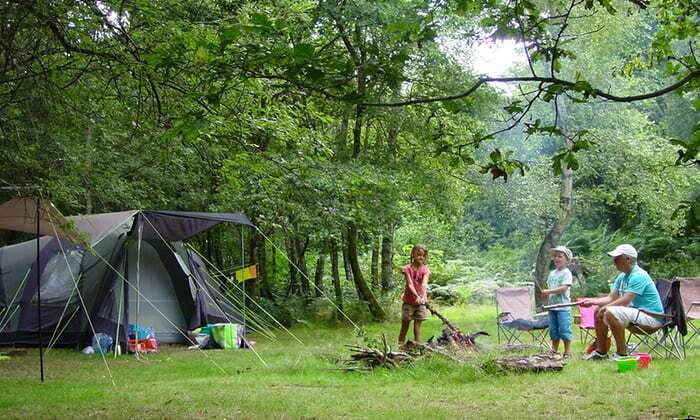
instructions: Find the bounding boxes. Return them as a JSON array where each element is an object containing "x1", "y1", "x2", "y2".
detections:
[
  {"x1": 36, "y1": 195, "x2": 45, "y2": 383},
  {"x1": 123, "y1": 240, "x2": 130, "y2": 355},
  {"x1": 135, "y1": 220, "x2": 143, "y2": 359},
  {"x1": 114, "y1": 258, "x2": 124, "y2": 359},
  {"x1": 241, "y1": 226, "x2": 245, "y2": 346}
]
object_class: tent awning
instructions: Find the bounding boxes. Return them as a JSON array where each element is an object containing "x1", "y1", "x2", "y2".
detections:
[
  {"x1": 67, "y1": 210, "x2": 138, "y2": 246},
  {"x1": 138, "y1": 211, "x2": 255, "y2": 241},
  {"x1": 1, "y1": 200, "x2": 255, "y2": 246},
  {"x1": 0, "y1": 198, "x2": 84, "y2": 243}
]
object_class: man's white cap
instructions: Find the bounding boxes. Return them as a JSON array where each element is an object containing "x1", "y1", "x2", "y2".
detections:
[
  {"x1": 550, "y1": 245, "x2": 573, "y2": 261},
  {"x1": 607, "y1": 244, "x2": 638, "y2": 259}
]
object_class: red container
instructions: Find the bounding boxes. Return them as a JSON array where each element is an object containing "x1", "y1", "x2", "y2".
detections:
[
  {"x1": 631, "y1": 352, "x2": 651, "y2": 368},
  {"x1": 128, "y1": 337, "x2": 158, "y2": 353}
]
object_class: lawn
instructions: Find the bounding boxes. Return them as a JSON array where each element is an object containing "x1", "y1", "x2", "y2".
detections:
[{"x1": 1, "y1": 304, "x2": 698, "y2": 419}]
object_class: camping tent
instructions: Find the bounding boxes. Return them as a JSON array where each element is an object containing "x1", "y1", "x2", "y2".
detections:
[{"x1": 0, "y1": 209, "x2": 255, "y2": 348}]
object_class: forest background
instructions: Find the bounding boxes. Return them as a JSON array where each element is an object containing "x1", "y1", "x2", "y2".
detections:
[{"x1": 1, "y1": 0, "x2": 699, "y2": 324}]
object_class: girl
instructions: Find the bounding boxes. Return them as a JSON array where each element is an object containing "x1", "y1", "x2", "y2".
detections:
[{"x1": 398, "y1": 244, "x2": 431, "y2": 346}]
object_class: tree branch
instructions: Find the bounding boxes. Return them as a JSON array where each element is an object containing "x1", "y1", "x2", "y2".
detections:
[
  {"x1": 550, "y1": 0, "x2": 577, "y2": 78},
  {"x1": 23, "y1": 1, "x2": 123, "y2": 62},
  {"x1": 458, "y1": 86, "x2": 543, "y2": 148},
  {"x1": 361, "y1": 70, "x2": 700, "y2": 107}
]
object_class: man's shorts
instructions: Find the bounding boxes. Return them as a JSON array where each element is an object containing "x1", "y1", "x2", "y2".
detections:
[
  {"x1": 604, "y1": 306, "x2": 663, "y2": 329},
  {"x1": 402, "y1": 303, "x2": 428, "y2": 321}
]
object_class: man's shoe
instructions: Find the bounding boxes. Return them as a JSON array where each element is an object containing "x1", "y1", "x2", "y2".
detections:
[
  {"x1": 610, "y1": 353, "x2": 629, "y2": 361},
  {"x1": 584, "y1": 350, "x2": 608, "y2": 361}
]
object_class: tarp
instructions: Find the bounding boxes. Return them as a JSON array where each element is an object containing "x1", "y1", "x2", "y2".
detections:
[
  {"x1": 68, "y1": 211, "x2": 138, "y2": 246},
  {"x1": 138, "y1": 211, "x2": 254, "y2": 241},
  {"x1": 0, "y1": 198, "x2": 84, "y2": 243}
]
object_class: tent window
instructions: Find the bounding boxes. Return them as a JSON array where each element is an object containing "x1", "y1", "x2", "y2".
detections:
[
  {"x1": 32, "y1": 249, "x2": 83, "y2": 305},
  {"x1": 96, "y1": 282, "x2": 119, "y2": 322}
]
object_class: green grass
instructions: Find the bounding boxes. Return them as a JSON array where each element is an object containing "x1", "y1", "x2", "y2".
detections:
[{"x1": 1, "y1": 305, "x2": 699, "y2": 419}]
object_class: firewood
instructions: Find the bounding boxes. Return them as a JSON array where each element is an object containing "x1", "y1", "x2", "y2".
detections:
[
  {"x1": 405, "y1": 340, "x2": 463, "y2": 364},
  {"x1": 425, "y1": 303, "x2": 489, "y2": 350},
  {"x1": 492, "y1": 353, "x2": 566, "y2": 372}
]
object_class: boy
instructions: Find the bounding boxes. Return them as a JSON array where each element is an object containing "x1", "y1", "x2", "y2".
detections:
[{"x1": 541, "y1": 245, "x2": 574, "y2": 357}]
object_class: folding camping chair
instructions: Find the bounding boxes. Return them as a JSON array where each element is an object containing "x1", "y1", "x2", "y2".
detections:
[
  {"x1": 575, "y1": 298, "x2": 597, "y2": 346},
  {"x1": 626, "y1": 279, "x2": 687, "y2": 359},
  {"x1": 496, "y1": 286, "x2": 549, "y2": 347},
  {"x1": 676, "y1": 277, "x2": 700, "y2": 350}
]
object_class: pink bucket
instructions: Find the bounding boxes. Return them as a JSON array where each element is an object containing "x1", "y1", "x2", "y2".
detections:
[{"x1": 631, "y1": 352, "x2": 652, "y2": 368}]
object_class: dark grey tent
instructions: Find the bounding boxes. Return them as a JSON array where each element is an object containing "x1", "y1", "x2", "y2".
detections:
[{"x1": 0, "y1": 209, "x2": 255, "y2": 349}]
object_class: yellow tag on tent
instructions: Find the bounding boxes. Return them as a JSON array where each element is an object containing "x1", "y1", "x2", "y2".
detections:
[{"x1": 234, "y1": 265, "x2": 257, "y2": 283}]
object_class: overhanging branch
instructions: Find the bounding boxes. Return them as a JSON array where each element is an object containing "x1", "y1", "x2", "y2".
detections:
[{"x1": 361, "y1": 70, "x2": 700, "y2": 107}]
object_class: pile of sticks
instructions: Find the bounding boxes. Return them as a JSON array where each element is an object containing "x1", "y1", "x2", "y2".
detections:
[
  {"x1": 342, "y1": 334, "x2": 412, "y2": 370},
  {"x1": 493, "y1": 353, "x2": 566, "y2": 372},
  {"x1": 344, "y1": 346, "x2": 413, "y2": 370},
  {"x1": 341, "y1": 304, "x2": 487, "y2": 371},
  {"x1": 425, "y1": 303, "x2": 489, "y2": 350}
]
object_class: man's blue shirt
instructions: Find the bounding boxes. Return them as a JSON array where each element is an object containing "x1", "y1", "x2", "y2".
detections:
[{"x1": 612, "y1": 265, "x2": 663, "y2": 313}]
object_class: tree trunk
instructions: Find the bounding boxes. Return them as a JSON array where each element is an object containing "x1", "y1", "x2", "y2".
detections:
[
  {"x1": 245, "y1": 228, "x2": 256, "y2": 303},
  {"x1": 293, "y1": 236, "x2": 311, "y2": 300},
  {"x1": 285, "y1": 237, "x2": 298, "y2": 296},
  {"x1": 370, "y1": 238, "x2": 380, "y2": 290},
  {"x1": 352, "y1": 104, "x2": 364, "y2": 158},
  {"x1": 352, "y1": 23, "x2": 367, "y2": 159},
  {"x1": 346, "y1": 222, "x2": 386, "y2": 320},
  {"x1": 205, "y1": 230, "x2": 213, "y2": 268},
  {"x1": 335, "y1": 105, "x2": 352, "y2": 159},
  {"x1": 533, "y1": 175, "x2": 573, "y2": 297},
  {"x1": 255, "y1": 231, "x2": 273, "y2": 300},
  {"x1": 381, "y1": 224, "x2": 395, "y2": 294},
  {"x1": 341, "y1": 230, "x2": 359, "y2": 298},
  {"x1": 533, "y1": 97, "x2": 575, "y2": 304},
  {"x1": 85, "y1": 122, "x2": 93, "y2": 214},
  {"x1": 338, "y1": 23, "x2": 383, "y2": 320},
  {"x1": 330, "y1": 238, "x2": 344, "y2": 320},
  {"x1": 313, "y1": 244, "x2": 326, "y2": 298},
  {"x1": 387, "y1": 118, "x2": 399, "y2": 159},
  {"x1": 271, "y1": 242, "x2": 277, "y2": 284},
  {"x1": 215, "y1": 228, "x2": 223, "y2": 271},
  {"x1": 380, "y1": 107, "x2": 399, "y2": 295}
]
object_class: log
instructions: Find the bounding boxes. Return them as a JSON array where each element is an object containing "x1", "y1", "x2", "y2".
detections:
[{"x1": 493, "y1": 354, "x2": 566, "y2": 372}]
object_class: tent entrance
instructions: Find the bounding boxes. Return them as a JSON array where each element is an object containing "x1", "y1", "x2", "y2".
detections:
[{"x1": 127, "y1": 240, "x2": 191, "y2": 344}]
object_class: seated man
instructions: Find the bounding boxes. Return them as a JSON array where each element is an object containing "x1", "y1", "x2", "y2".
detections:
[{"x1": 581, "y1": 244, "x2": 664, "y2": 360}]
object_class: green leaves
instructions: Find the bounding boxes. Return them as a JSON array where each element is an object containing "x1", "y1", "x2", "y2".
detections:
[
  {"x1": 551, "y1": 150, "x2": 579, "y2": 175},
  {"x1": 219, "y1": 25, "x2": 241, "y2": 48},
  {"x1": 584, "y1": 0, "x2": 616, "y2": 14},
  {"x1": 524, "y1": 119, "x2": 563, "y2": 137},
  {"x1": 503, "y1": 100, "x2": 523, "y2": 114},
  {"x1": 670, "y1": 126, "x2": 700, "y2": 165},
  {"x1": 551, "y1": 132, "x2": 593, "y2": 176},
  {"x1": 245, "y1": 12, "x2": 275, "y2": 34},
  {"x1": 292, "y1": 43, "x2": 315, "y2": 64},
  {"x1": 480, "y1": 149, "x2": 527, "y2": 181},
  {"x1": 674, "y1": 195, "x2": 700, "y2": 234}
]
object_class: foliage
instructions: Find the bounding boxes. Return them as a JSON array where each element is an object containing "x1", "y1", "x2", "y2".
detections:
[{"x1": 1, "y1": 0, "x2": 699, "y2": 320}]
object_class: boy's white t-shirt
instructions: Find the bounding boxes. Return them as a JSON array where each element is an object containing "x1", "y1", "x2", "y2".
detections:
[{"x1": 547, "y1": 267, "x2": 573, "y2": 310}]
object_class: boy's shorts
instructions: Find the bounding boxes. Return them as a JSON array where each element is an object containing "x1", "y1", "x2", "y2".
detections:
[
  {"x1": 548, "y1": 309, "x2": 573, "y2": 342},
  {"x1": 402, "y1": 303, "x2": 428, "y2": 321}
]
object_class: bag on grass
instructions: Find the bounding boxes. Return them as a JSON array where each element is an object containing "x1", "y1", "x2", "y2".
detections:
[
  {"x1": 128, "y1": 324, "x2": 154, "y2": 340},
  {"x1": 91, "y1": 333, "x2": 113, "y2": 354},
  {"x1": 210, "y1": 323, "x2": 241, "y2": 349}
]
